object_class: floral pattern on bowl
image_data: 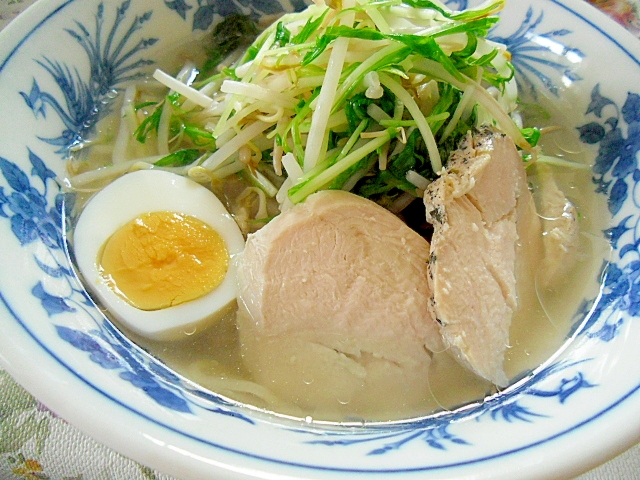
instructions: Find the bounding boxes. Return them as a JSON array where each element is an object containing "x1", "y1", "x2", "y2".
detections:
[{"x1": 0, "y1": 0, "x2": 640, "y2": 479}]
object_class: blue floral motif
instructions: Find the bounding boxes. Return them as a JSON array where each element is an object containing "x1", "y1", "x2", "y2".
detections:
[
  {"x1": 578, "y1": 261, "x2": 639, "y2": 341},
  {"x1": 483, "y1": 360, "x2": 597, "y2": 418},
  {"x1": 586, "y1": 85, "x2": 640, "y2": 216},
  {"x1": 56, "y1": 325, "x2": 122, "y2": 369},
  {"x1": 487, "y1": 401, "x2": 546, "y2": 423},
  {"x1": 0, "y1": 152, "x2": 203, "y2": 413},
  {"x1": 0, "y1": 0, "x2": 631, "y2": 457},
  {"x1": 568, "y1": 85, "x2": 640, "y2": 341},
  {"x1": 444, "y1": 0, "x2": 468, "y2": 9},
  {"x1": 58, "y1": 317, "x2": 196, "y2": 413},
  {"x1": 165, "y1": 0, "x2": 192, "y2": 19},
  {"x1": 1, "y1": 0, "x2": 270, "y2": 422},
  {"x1": 302, "y1": 359, "x2": 595, "y2": 454},
  {"x1": 527, "y1": 372, "x2": 597, "y2": 403},
  {"x1": 33, "y1": 283, "x2": 77, "y2": 316},
  {"x1": 20, "y1": 1, "x2": 157, "y2": 154},
  {"x1": 306, "y1": 423, "x2": 469, "y2": 454},
  {"x1": 490, "y1": 7, "x2": 583, "y2": 99},
  {"x1": 0, "y1": 155, "x2": 78, "y2": 313},
  {"x1": 466, "y1": 359, "x2": 596, "y2": 424},
  {"x1": 164, "y1": 0, "x2": 286, "y2": 31},
  {"x1": 91, "y1": 319, "x2": 197, "y2": 413}
]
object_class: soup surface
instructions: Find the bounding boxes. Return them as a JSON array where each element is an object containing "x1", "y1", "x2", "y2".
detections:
[
  {"x1": 67, "y1": 1, "x2": 611, "y2": 422},
  {"x1": 114, "y1": 122, "x2": 609, "y2": 422}
]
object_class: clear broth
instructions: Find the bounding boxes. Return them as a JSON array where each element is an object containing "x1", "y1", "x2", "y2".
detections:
[{"x1": 69, "y1": 48, "x2": 611, "y2": 423}]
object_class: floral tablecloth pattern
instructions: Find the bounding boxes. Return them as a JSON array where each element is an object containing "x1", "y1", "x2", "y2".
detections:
[
  {"x1": 0, "y1": 368, "x2": 174, "y2": 480},
  {"x1": 1, "y1": 0, "x2": 640, "y2": 479},
  {"x1": 588, "y1": 0, "x2": 640, "y2": 34}
]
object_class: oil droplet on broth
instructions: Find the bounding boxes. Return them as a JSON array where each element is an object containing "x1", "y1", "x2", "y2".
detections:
[
  {"x1": 183, "y1": 326, "x2": 197, "y2": 336},
  {"x1": 302, "y1": 373, "x2": 314, "y2": 385}
]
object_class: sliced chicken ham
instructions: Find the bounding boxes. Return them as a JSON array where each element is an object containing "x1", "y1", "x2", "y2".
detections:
[
  {"x1": 237, "y1": 189, "x2": 443, "y2": 417},
  {"x1": 239, "y1": 189, "x2": 443, "y2": 358},
  {"x1": 235, "y1": 127, "x2": 570, "y2": 413},
  {"x1": 424, "y1": 127, "x2": 542, "y2": 387}
]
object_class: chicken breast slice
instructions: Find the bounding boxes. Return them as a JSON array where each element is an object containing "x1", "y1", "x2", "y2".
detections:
[
  {"x1": 239, "y1": 189, "x2": 443, "y2": 358},
  {"x1": 534, "y1": 163, "x2": 579, "y2": 288},
  {"x1": 423, "y1": 127, "x2": 542, "y2": 387},
  {"x1": 237, "y1": 190, "x2": 443, "y2": 418}
]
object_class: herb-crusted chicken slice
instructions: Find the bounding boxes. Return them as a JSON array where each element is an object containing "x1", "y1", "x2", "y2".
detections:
[{"x1": 423, "y1": 127, "x2": 542, "y2": 387}]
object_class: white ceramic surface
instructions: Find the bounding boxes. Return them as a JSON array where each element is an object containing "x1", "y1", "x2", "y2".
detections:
[{"x1": 1, "y1": 0, "x2": 639, "y2": 479}]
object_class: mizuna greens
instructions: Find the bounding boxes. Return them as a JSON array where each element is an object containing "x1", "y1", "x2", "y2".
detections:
[{"x1": 68, "y1": 0, "x2": 537, "y2": 223}]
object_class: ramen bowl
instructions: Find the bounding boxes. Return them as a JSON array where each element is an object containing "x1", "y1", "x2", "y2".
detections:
[{"x1": 0, "y1": 0, "x2": 639, "y2": 478}]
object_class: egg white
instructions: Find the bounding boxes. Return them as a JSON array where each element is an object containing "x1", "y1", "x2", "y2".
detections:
[{"x1": 73, "y1": 169, "x2": 245, "y2": 341}]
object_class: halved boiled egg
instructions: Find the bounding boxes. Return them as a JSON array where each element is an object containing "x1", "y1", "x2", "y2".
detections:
[{"x1": 73, "y1": 169, "x2": 245, "y2": 341}]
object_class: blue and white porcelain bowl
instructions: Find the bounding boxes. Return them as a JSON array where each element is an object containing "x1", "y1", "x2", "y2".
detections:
[{"x1": 0, "y1": 0, "x2": 639, "y2": 478}]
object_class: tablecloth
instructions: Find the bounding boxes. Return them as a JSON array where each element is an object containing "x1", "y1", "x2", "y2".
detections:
[{"x1": 1, "y1": 0, "x2": 640, "y2": 478}]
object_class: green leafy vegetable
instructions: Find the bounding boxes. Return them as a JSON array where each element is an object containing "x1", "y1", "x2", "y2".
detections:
[
  {"x1": 272, "y1": 22, "x2": 292, "y2": 49},
  {"x1": 345, "y1": 87, "x2": 395, "y2": 131},
  {"x1": 183, "y1": 124, "x2": 216, "y2": 147},
  {"x1": 331, "y1": 155, "x2": 376, "y2": 190},
  {"x1": 482, "y1": 61, "x2": 515, "y2": 89},
  {"x1": 400, "y1": 0, "x2": 449, "y2": 17},
  {"x1": 354, "y1": 129, "x2": 430, "y2": 199},
  {"x1": 134, "y1": 101, "x2": 158, "y2": 111},
  {"x1": 402, "y1": 0, "x2": 504, "y2": 21},
  {"x1": 389, "y1": 129, "x2": 429, "y2": 179},
  {"x1": 438, "y1": 104, "x2": 477, "y2": 159},
  {"x1": 428, "y1": 83, "x2": 457, "y2": 136},
  {"x1": 291, "y1": 9, "x2": 329, "y2": 44},
  {"x1": 302, "y1": 35, "x2": 333, "y2": 66},
  {"x1": 124, "y1": 0, "x2": 534, "y2": 216},
  {"x1": 520, "y1": 127, "x2": 541, "y2": 147},
  {"x1": 154, "y1": 149, "x2": 202, "y2": 167},
  {"x1": 303, "y1": 18, "x2": 498, "y2": 79},
  {"x1": 134, "y1": 105, "x2": 163, "y2": 143},
  {"x1": 166, "y1": 92, "x2": 183, "y2": 108}
]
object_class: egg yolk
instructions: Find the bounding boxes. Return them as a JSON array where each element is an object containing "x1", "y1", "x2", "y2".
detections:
[{"x1": 98, "y1": 211, "x2": 229, "y2": 311}]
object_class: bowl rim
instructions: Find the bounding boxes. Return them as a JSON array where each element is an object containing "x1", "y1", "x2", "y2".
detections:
[{"x1": 1, "y1": 0, "x2": 640, "y2": 478}]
